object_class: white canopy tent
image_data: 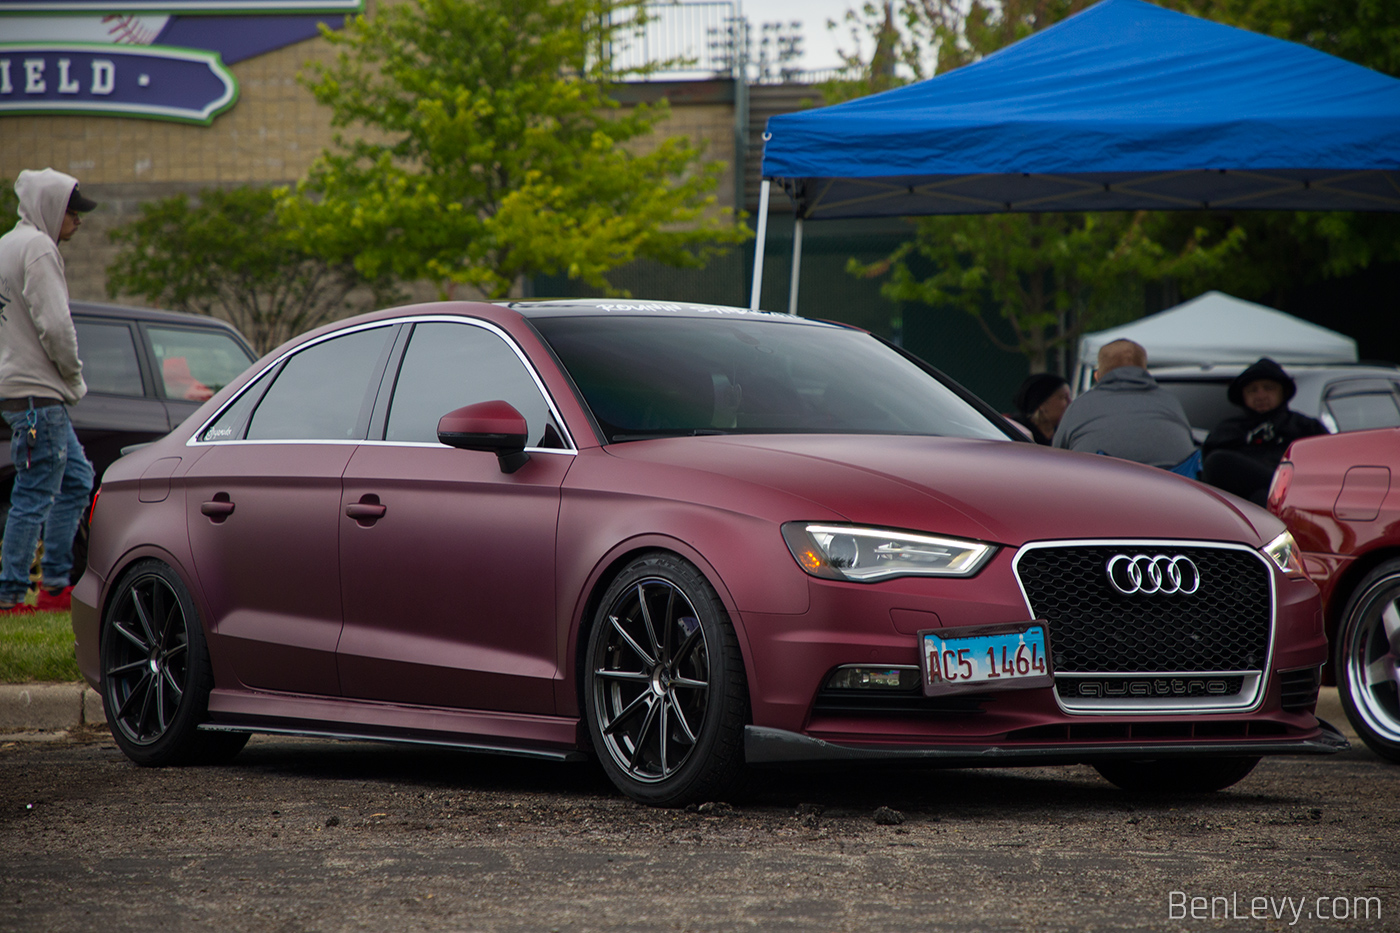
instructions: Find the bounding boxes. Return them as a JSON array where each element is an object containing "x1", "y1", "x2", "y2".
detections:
[{"x1": 1073, "y1": 291, "x2": 1358, "y2": 392}]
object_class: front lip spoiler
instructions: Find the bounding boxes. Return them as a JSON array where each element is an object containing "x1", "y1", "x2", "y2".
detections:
[{"x1": 744, "y1": 720, "x2": 1350, "y2": 766}]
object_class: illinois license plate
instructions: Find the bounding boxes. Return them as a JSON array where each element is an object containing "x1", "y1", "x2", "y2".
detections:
[{"x1": 920, "y1": 622, "x2": 1053, "y2": 696}]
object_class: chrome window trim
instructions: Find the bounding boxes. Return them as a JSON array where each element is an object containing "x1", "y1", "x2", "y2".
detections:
[
  {"x1": 187, "y1": 315, "x2": 577, "y2": 452},
  {"x1": 1011, "y1": 539, "x2": 1277, "y2": 716}
]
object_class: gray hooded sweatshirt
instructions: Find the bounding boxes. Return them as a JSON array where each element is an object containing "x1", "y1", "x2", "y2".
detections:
[
  {"x1": 0, "y1": 169, "x2": 87, "y2": 405},
  {"x1": 1051, "y1": 366, "x2": 1195, "y2": 469}
]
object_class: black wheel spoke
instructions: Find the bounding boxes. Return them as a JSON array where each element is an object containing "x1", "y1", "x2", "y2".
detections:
[
  {"x1": 131, "y1": 585, "x2": 158, "y2": 648},
  {"x1": 151, "y1": 582, "x2": 170, "y2": 649},
  {"x1": 106, "y1": 658, "x2": 150, "y2": 678},
  {"x1": 595, "y1": 669, "x2": 649, "y2": 683},
  {"x1": 661, "y1": 587, "x2": 676, "y2": 663},
  {"x1": 114, "y1": 672, "x2": 152, "y2": 722},
  {"x1": 162, "y1": 666, "x2": 185, "y2": 699},
  {"x1": 672, "y1": 625, "x2": 702, "y2": 671},
  {"x1": 609, "y1": 614, "x2": 654, "y2": 668},
  {"x1": 667, "y1": 693, "x2": 697, "y2": 745},
  {"x1": 657, "y1": 692, "x2": 671, "y2": 776},
  {"x1": 636, "y1": 584, "x2": 661, "y2": 659},
  {"x1": 603, "y1": 691, "x2": 653, "y2": 737},
  {"x1": 135, "y1": 672, "x2": 158, "y2": 736},
  {"x1": 628, "y1": 699, "x2": 662, "y2": 770},
  {"x1": 112, "y1": 620, "x2": 149, "y2": 653}
]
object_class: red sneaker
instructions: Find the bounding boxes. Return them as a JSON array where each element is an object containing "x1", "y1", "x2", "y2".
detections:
[
  {"x1": 0, "y1": 600, "x2": 36, "y2": 615},
  {"x1": 35, "y1": 586, "x2": 73, "y2": 612}
]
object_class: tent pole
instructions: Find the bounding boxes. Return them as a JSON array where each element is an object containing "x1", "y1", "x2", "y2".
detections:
[
  {"x1": 749, "y1": 179, "x2": 771, "y2": 311},
  {"x1": 787, "y1": 216, "x2": 803, "y2": 316}
]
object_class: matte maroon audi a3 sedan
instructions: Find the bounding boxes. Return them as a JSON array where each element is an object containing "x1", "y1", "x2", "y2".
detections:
[{"x1": 72, "y1": 300, "x2": 1346, "y2": 805}]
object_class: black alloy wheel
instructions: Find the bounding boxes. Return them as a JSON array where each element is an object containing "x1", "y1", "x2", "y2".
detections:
[
  {"x1": 1335, "y1": 559, "x2": 1400, "y2": 762},
  {"x1": 584, "y1": 553, "x2": 748, "y2": 806},
  {"x1": 100, "y1": 559, "x2": 247, "y2": 766},
  {"x1": 1093, "y1": 756, "x2": 1260, "y2": 793}
]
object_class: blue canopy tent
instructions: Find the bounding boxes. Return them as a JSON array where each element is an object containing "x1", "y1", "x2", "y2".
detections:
[{"x1": 752, "y1": 0, "x2": 1400, "y2": 313}]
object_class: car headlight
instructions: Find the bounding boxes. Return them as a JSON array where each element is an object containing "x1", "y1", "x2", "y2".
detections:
[
  {"x1": 1263, "y1": 531, "x2": 1305, "y2": 576},
  {"x1": 781, "y1": 522, "x2": 996, "y2": 582}
]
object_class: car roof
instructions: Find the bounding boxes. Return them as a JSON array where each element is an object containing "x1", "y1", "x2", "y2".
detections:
[
  {"x1": 70, "y1": 300, "x2": 248, "y2": 334},
  {"x1": 500, "y1": 298, "x2": 836, "y2": 325},
  {"x1": 1151, "y1": 362, "x2": 1400, "y2": 382}
]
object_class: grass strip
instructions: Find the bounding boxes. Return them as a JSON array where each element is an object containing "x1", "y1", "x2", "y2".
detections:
[{"x1": 0, "y1": 611, "x2": 81, "y2": 682}]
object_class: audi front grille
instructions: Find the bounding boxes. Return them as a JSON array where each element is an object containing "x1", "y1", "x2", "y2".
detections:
[{"x1": 1013, "y1": 541, "x2": 1273, "y2": 713}]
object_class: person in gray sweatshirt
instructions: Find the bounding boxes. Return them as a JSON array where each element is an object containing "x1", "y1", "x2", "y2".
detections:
[
  {"x1": 0, "y1": 169, "x2": 97, "y2": 613},
  {"x1": 1052, "y1": 339, "x2": 1196, "y2": 469}
]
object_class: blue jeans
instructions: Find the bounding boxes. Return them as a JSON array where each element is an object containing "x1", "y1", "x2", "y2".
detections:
[{"x1": 0, "y1": 405, "x2": 94, "y2": 601}]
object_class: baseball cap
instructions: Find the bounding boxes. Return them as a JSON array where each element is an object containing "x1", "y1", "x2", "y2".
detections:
[{"x1": 67, "y1": 185, "x2": 98, "y2": 213}]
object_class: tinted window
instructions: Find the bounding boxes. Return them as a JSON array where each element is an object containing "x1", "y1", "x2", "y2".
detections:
[
  {"x1": 74, "y1": 320, "x2": 143, "y2": 397},
  {"x1": 1155, "y1": 379, "x2": 1238, "y2": 432},
  {"x1": 246, "y1": 327, "x2": 392, "y2": 441},
  {"x1": 385, "y1": 322, "x2": 564, "y2": 447},
  {"x1": 198, "y1": 368, "x2": 274, "y2": 442},
  {"x1": 1325, "y1": 380, "x2": 1400, "y2": 432},
  {"x1": 147, "y1": 325, "x2": 255, "y2": 402},
  {"x1": 532, "y1": 316, "x2": 1007, "y2": 442}
]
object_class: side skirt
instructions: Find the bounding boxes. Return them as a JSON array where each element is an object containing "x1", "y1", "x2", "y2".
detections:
[{"x1": 202, "y1": 687, "x2": 586, "y2": 762}]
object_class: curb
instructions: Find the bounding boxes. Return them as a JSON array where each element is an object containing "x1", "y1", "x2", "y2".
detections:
[
  {"x1": 0, "y1": 682, "x2": 106, "y2": 731},
  {"x1": 0, "y1": 683, "x2": 1362, "y2": 740}
]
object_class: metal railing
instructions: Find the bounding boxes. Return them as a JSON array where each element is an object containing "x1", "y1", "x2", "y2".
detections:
[{"x1": 605, "y1": 1, "x2": 842, "y2": 84}]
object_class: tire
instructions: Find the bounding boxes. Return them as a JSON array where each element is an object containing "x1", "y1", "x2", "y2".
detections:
[
  {"x1": 1093, "y1": 757, "x2": 1260, "y2": 793},
  {"x1": 100, "y1": 559, "x2": 248, "y2": 766},
  {"x1": 1334, "y1": 559, "x2": 1400, "y2": 762},
  {"x1": 584, "y1": 553, "x2": 749, "y2": 807}
]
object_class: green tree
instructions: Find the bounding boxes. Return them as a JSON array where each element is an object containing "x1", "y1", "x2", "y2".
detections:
[
  {"x1": 107, "y1": 187, "x2": 396, "y2": 353},
  {"x1": 857, "y1": 212, "x2": 1242, "y2": 372},
  {"x1": 292, "y1": 0, "x2": 748, "y2": 300},
  {"x1": 830, "y1": 1, "x2": 1240, "y2": 373}
]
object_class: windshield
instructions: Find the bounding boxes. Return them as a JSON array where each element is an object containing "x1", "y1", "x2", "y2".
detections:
[{"x1": 532, "y1": 316, "x2": 1009, "y2": 443}]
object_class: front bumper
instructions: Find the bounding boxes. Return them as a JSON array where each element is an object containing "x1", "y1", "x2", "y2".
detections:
[{"x1": 744, "y1": 719, "x2": 1350, "y2": 765}]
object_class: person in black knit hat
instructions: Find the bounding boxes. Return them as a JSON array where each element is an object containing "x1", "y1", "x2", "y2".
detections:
[
  {"x1": 1008, "y1": 372, "x2": 1071, "y2": 445},
  {"x1": 1201, "y1": 357, "x2": 1328, "y2": 504}
]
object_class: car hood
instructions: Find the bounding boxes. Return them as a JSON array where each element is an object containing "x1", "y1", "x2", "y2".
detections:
[{"x1": 604, "y1": 434, "x2": 1281, "y2": 547}]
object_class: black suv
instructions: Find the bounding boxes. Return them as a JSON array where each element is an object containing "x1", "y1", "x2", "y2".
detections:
[{"x1": 0, "y1": 302, "x2": 258, "y2": 575}]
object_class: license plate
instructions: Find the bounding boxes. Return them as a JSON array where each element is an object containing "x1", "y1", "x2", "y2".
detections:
[{"x1": 920, "y1": 622, "x2": 1053, "y2": 696}]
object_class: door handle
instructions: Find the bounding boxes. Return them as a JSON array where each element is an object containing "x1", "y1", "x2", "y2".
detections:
[
  {"x1": 200, "y1": 497, "x2": 235, "y2": 521},
  {"x1": 345, "y1": 495, "x2": 386, "y2": 526}
]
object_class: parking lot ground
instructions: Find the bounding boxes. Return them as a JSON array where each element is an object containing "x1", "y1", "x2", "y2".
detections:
[{"x1": 2, "y1": 722, "x2": 1397, "y2": 932}]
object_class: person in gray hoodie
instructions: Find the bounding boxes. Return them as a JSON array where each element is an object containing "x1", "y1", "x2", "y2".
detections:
[
  {"x1": 0, "y1": 169, "x2": 96, "y2": 613},
  {"x1": 1052, "y1": 339, "x2": 1196, "y2": 469}
]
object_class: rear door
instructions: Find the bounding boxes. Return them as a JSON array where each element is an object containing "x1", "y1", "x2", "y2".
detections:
[{"x1": 184, "y1": 324, "x2": 397, "y2": 696}]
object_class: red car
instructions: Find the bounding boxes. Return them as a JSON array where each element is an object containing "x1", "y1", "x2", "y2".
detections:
[
  {"x1": 73, "y1": 300, "x2": 1345, "y2": 805},
  {"x1": 1269, "y1": 430, "x2": 1400, "y2": 762}
]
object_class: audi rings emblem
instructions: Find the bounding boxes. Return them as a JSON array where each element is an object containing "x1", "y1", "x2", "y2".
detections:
[{"x1": 1105, "y1": 554, "x2": 1201, "y2": 596}]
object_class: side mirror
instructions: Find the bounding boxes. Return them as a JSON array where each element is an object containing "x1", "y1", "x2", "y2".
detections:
[{"x1": 437, "y1": 400, "x2": 531, "y2": 474}]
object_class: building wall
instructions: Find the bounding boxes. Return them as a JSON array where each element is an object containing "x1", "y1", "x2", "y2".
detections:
[
  {"x1": 3, "y1": 30, "x2": 343, "y2": 302},
  {"x1": 3, "y1": 15, "x2": 742, "y2": 305}
]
